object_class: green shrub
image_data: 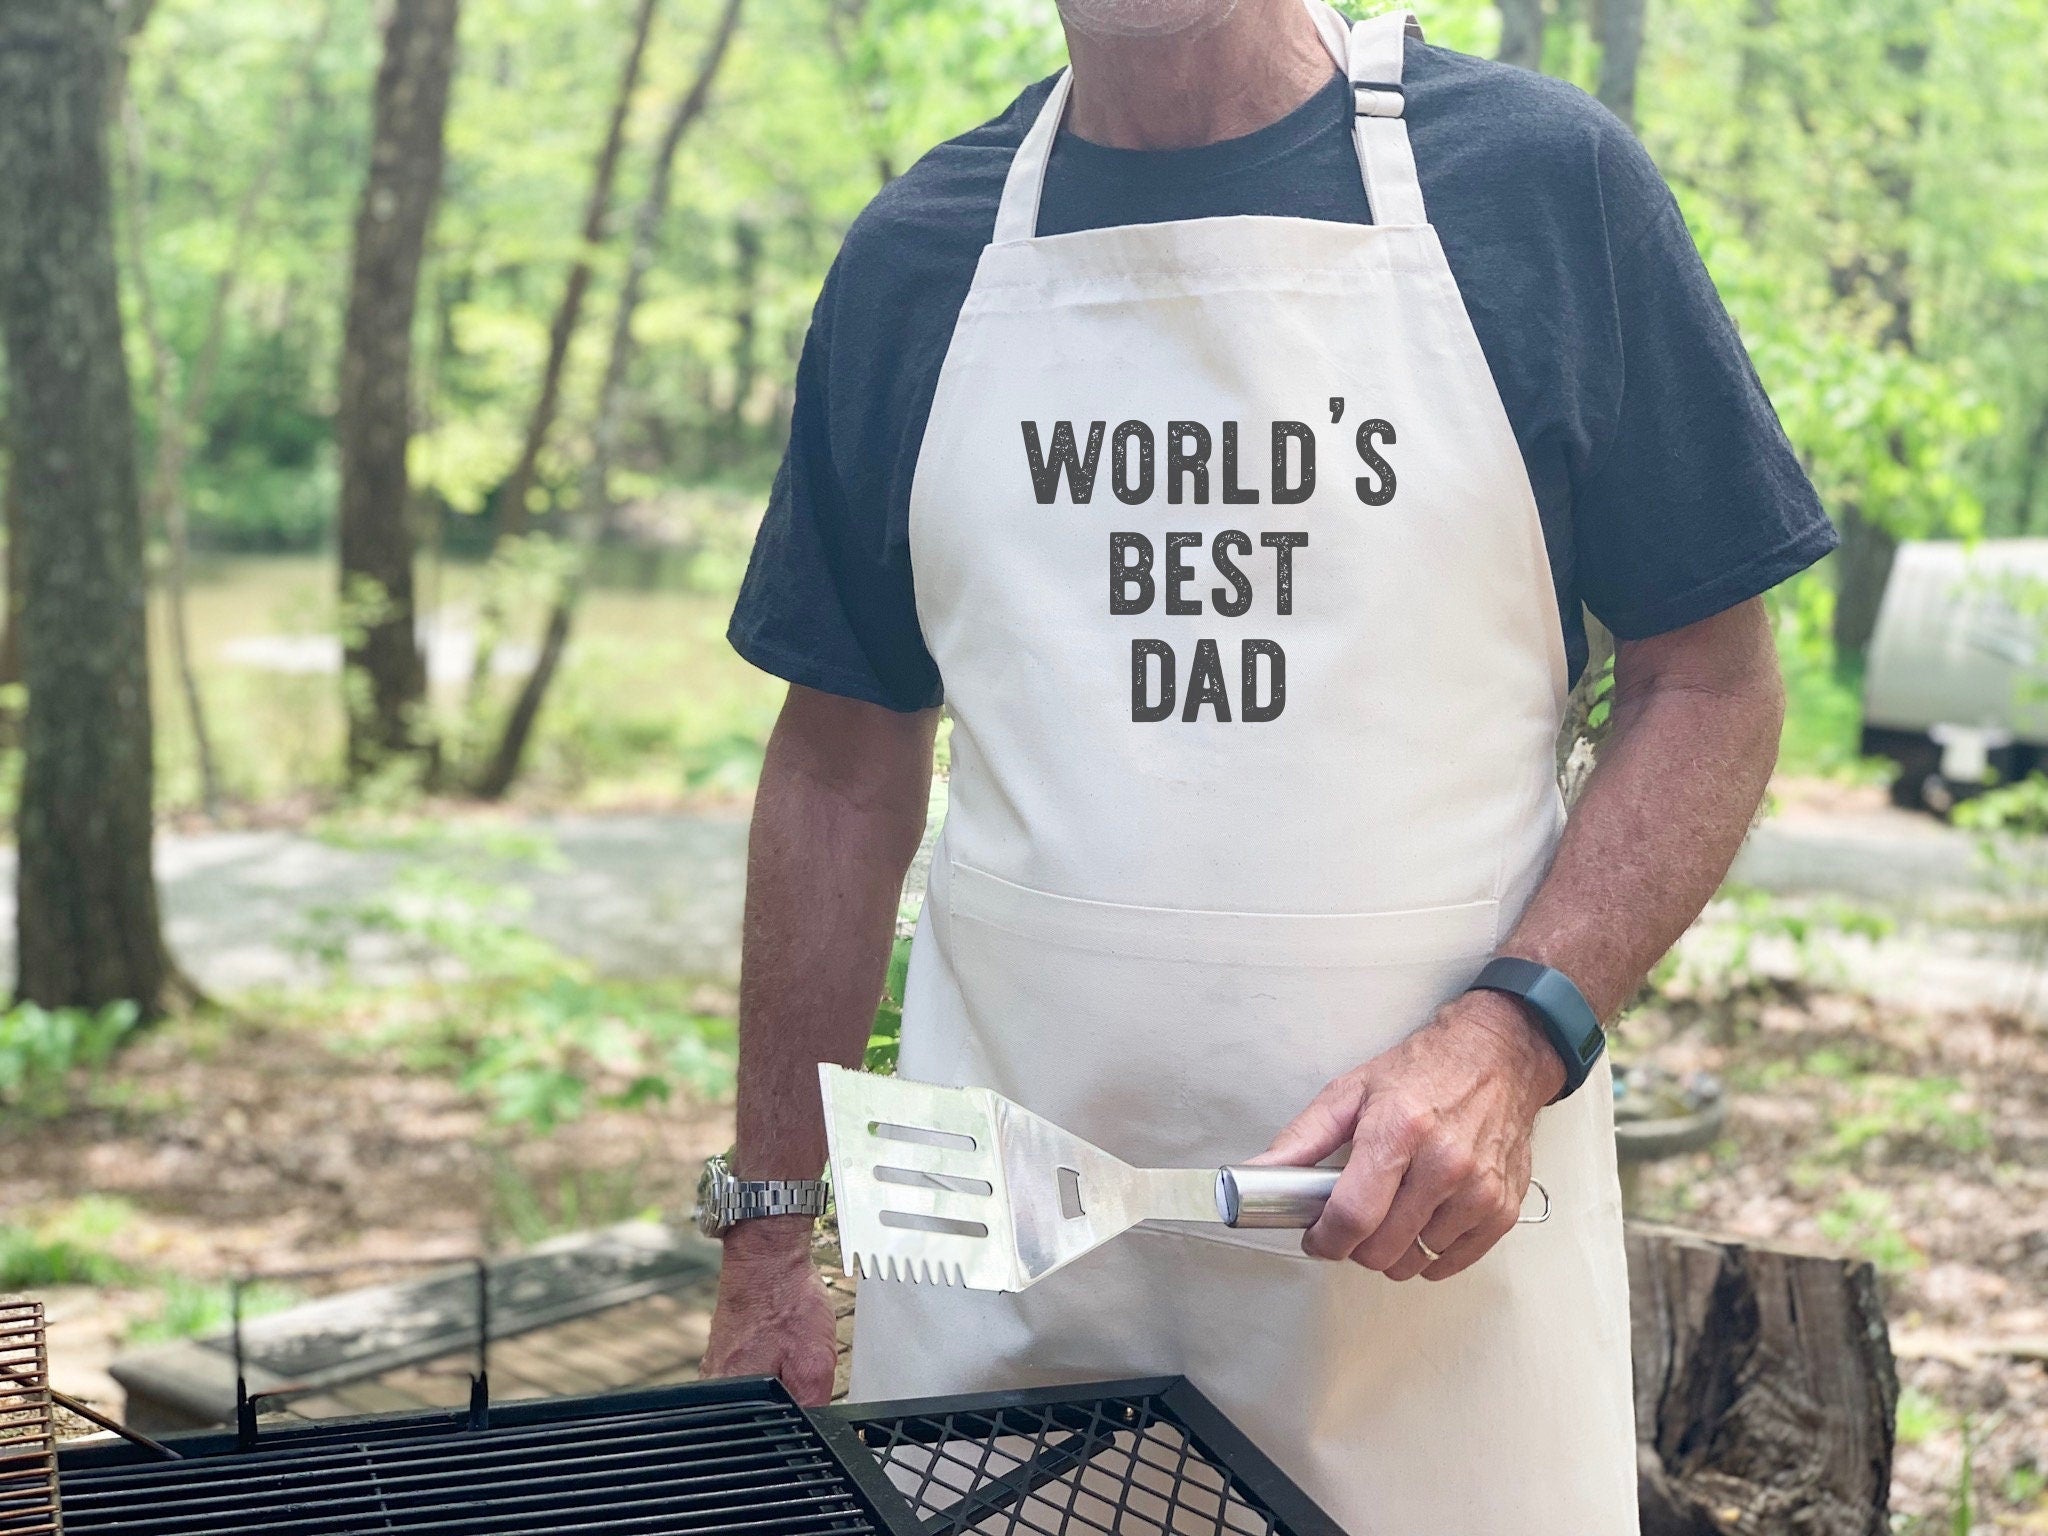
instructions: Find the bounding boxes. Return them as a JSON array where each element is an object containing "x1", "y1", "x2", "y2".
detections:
[{"x1": 0, "y1": 1001, "x2": 143, "y2": 1116}]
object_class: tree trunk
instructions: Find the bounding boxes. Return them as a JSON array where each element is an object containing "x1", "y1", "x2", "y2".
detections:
[
  {"x1": 337, "y1": 0, "x2": 459, "y2": 780},
  {"x1": 822, "y1": 0, "x2": 897, "y2": 186},
  {"x1": 1594, "y1": 0, "x2": 1647, "y2": 130},
  {"x1": 1628, "y1": 1224, "x2": 1897, "y2": 1535},
  {"x1": 724, "y1": 216, "x2": 761, "y2": 462},
  {"x1": 1825, "y1": 37, "x2": 1926, "y2": 668},
  {"x1": 1830, "y1": 505, "x2": 1897, "y2": 663},
  {"x1": 492, "y1": 0, "x2": 659, "y2": 544},
  {"x1": 0, "y1": 409, "x2": 21, "y2": 701},
  {"x1": 1556, "y1": 610, "x2": 1613, "y2": 804},
  {"x1": 0, "y1": 0, "x2": 178, "y2": 1013},
  {"x1": 1496, "y1": 0, "x2": 1547, "y2": 70},
  {"x1": 461, "y1": 0, "x2": 661, "y2": 735},
  {"x1": 471, "y1": 0, "x2": 745, "y2": 801}
]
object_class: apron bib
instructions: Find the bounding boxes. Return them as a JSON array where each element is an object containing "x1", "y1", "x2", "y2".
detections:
[{"x1": 849, "y1": 10, "x2": 1638, "y2": 1532}]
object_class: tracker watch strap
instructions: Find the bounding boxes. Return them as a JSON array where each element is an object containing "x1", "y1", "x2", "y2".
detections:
[{"x1": 1467, "y1": 956, "x2": 1606, "y2": 1102}]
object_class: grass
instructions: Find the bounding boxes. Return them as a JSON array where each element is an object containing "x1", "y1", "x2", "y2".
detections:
[
  {"x1": 0, "y1": 1197, "x2": 140, "y2": 1288},
  {"x1": 2, "y1": 1196, "x2": 301, "y2": 1345},
  {"x1": 484, "y1": 1157, "x2": 664, "y2": 1248},
  {"x1": 1816, "y1": 1185, "x2": 1923, "y2": 1275},
  {"x1": 0, "y1": 1001, "x2": 145, "y2": 1117},
  {"x1": 124, "y1": 1277, "x2": 301, "y2": 1348},
  {"x1": 1825, "y1": 1074, "x2": 1991, "y2": 1162},
  {"x1": 1897, "y1": 1384, "x2": 1960, "y2": 1447},
  {"x1": 145, "y1": 549, "x2": 783, "y2": 815}
]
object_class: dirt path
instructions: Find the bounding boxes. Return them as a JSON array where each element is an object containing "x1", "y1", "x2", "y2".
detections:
[
  {"x1": 0, "y1": 810, "x2": 754, "y2": 991},
  {"x1": 0, "y1": 786, "x2": 2030, "y2": 1000}
]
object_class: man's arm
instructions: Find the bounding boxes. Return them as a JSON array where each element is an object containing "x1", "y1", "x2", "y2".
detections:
[
  {"x1": 700, "y1": 684, "x2": 938, "y2": 1402},
  {"x1": 1256, "y1": 597, "x2": 1783, "y2": 1279}
]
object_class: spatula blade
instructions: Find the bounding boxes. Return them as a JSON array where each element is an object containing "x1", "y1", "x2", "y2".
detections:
[
  {"x1": 820, "y1": 1066, "x2": 1223, "y2": 1294},
  {"x1": 819, "y1": 1065, "x2": 1031, "y2": 1293}
]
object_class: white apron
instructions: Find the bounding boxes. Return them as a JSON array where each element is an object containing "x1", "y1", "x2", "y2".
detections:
[{"x1": 848, "y1": 9, "x2": 1638, "y2": 1533}]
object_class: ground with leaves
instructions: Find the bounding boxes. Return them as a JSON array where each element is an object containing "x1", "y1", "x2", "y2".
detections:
[
  {"x1": 1625, "y1": 983, "x2": 2048, "y2": 1530},
  {"x1": 6, "y1": 819, "x2": 2047, "y2": 1530},
  {"x1": 2, "y1": 991, "x2": 734, "y2": 1407}
]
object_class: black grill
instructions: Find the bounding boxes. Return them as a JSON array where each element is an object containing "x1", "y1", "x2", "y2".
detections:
[
  {"x1": 55, "y1": 1377, "x2": 1341, "y2": 1536},
  {"x1": 836, "y1": 1381, "x2": 1338, "y2": 1536}
]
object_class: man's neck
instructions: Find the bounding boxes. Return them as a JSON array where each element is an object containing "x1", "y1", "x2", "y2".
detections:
[{"x1": 1061, "y1": 0, "x2": 1336, "y2": 151}]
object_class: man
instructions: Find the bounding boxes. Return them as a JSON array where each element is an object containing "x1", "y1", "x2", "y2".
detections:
[{"x1": 701, "y1": 0, "x2": 1835, "y2": 1530}]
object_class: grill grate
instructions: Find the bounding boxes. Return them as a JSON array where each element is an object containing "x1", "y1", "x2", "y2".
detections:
[
  {"x1": 55, "y1": 1376, "x2": 1341, "y2": 1536},
  {"x1": 832, "y1": 1380, "x2": 1341, "y2": 1536},
  {"x1": 58, "y1": 1384, "x2": 881, "y2": 1536}
]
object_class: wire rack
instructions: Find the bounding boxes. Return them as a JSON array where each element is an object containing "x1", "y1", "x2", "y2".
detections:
[
  {"x1": 0, "y1": 1295, "x2": 61, "y2": 1536},
  {"x1": 827, "y1": 1379, "x2": 1341, "y2": 1536}
]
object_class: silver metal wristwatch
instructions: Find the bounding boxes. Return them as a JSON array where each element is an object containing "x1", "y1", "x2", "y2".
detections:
[{"x1": 693, "y1": 1153, "x2": 829, "y2": 1238}]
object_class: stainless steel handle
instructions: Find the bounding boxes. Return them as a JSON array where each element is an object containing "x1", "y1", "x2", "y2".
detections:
[
  {"x1": 1215, "y1": 1166, "x2": 1340, "y2": 1227},
  {"x1": 1216, "y1": 1167, "x2": 1554, "y2": 1229}
]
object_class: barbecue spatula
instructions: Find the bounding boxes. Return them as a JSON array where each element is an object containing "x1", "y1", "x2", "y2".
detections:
[{"x1": 818, "y1": 1065, "x2": 1548, "y2": 1292}]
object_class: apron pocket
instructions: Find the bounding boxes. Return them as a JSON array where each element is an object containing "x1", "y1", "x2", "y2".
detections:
[{"x1": 924, "y1": 857, "x2": 1502, "y2": 1254}]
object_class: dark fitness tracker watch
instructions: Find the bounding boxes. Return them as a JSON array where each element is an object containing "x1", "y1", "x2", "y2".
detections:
[{"x1": 1467, "y1": 956, "x2": 1606, "y2": 1102}]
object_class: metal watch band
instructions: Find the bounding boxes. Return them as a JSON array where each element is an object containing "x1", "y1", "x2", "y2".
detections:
[
  {"x1": 1467, "y1": 956, "x2": 1606, "y2": 1102},
  {"x1": 729, "y1": 1177, "x2": 829, "y2": 1222}
]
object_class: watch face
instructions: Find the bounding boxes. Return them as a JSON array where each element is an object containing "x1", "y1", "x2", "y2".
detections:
[{"x1": 694, "y1": 1156, "x2": 730, "y2": 1238}]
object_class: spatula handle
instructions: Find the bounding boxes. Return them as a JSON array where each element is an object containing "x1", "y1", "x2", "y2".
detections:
[
  {"x1": 1217, "y1": 1167, "x2": 1555, "y2": 1229},
  {"x1": 1216, "y1": 1166, "x2": 1341, "y2": 1227}
]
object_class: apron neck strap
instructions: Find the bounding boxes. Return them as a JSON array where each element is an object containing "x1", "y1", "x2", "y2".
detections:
[
  {"x1": 993, "y1": 69, "x2": 1073, "y2": 245},
  {"x1": 1324, "y1": 4, "x2": 1427, "y2": 226},
  {"x1": 991, "y1": 2, "x2": 1427, "y2": 246}
]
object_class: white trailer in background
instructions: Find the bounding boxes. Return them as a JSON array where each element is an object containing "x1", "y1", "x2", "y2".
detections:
[{"x1": 1862, "y1": 539, "x2": 2048, "y2": 811}]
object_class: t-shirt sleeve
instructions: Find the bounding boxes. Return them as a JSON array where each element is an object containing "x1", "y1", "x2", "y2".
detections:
[
  {"x1": 726, "y1": 273, "x2": 942, "y2": 713},
  {"x1": 1570, "y1": 134, "x2": 1838, "y2": 639}
]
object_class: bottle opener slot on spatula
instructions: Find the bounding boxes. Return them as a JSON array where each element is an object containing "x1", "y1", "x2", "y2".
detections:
[{"x1": 818, "y1": 1065, "x2": 1549, "y2": 1293}]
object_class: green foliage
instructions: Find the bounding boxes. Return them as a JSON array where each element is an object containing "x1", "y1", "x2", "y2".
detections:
[
  {"x1": 1772, "y1": 573, "x2": 1889, "y2": 778},
  {"x1": 0, "y1": 1001, "x2": 144, "y2": 1117},
  {"x1": 1824, "y1": 1074, "x2": 1989, "y2": 1162},
  {"x1": 1896, "y1": 1384, "x2": 1958, "y2": 1447},
  {"x1": 484, "y1": 1157, "x2": 662, "y2": 1247},
  {"x1": 1956, "y1": 771, "x2": 2048, "y2": 889},
  {"x1": 1654, "y1": 884, "x2": 1892, "y2": 998},
  {"x1": 865, "y1": 935, "x2": 913, "y2": 1073},
  {"x1": 2002, "y1": 1461, "x2": 2045, "y2": 1509},
  {"x1": 102, "y1": 0, "x2": 2048, "y2": 806},
  {"x1": 0, "y1": 1198, "x2": 140, "y2": 1289},
  {"x1": 303, "y1": 844, "x2": 735, "y2": 1135},
  {"x1": 125, "y1": 1278, "x2": 300, "y2": 1348},
  {"x1": 1816, "y1": 1185, "x2": 1922, "y2": 1274},
  {"x1": 1951, "y1": 1417, "x2": 1977, "y2": 1536}
]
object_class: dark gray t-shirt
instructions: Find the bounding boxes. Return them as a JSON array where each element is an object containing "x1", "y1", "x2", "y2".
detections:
[{"x1": 730, "y1": 45, "x2": 1837, "y2": 709}]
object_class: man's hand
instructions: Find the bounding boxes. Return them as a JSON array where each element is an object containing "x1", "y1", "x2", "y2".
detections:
[
  {"x1": 700, "y1": 1220, "x2": 838, "y2": 1405},
  {"x1": 1252, "y1": 991, "x2": 1563, "y2": 1281}
]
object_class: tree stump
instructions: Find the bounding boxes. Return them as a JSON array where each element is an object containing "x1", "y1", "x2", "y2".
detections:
[{"x1": 1628, "y1": 1223, "x2": 1897, "y2": 1536}]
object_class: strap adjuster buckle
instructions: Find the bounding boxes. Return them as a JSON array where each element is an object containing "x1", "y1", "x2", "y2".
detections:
[{"x1": 1352, "y1": 79, "x2": 1406, "y2": 119}]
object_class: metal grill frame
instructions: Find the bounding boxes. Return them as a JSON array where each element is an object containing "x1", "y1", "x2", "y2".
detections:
[
  {"x1": 821, "y1": 1378, "x2": 1343, "y2": 1536},
  {"x1": 55, "y1": 1375, "x2": 1344, "y2": 1536}
]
